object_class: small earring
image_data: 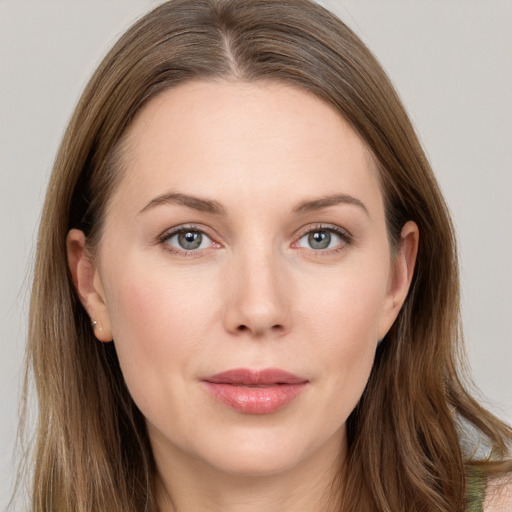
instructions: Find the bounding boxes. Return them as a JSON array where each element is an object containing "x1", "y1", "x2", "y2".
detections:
[{"x1": 91, "y1": 320, "x2": 103, "y2": 331}]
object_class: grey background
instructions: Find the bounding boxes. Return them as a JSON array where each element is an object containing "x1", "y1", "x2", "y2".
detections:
[{"x1": 1, "y1": 1, "x2": 511, "y2": 508}]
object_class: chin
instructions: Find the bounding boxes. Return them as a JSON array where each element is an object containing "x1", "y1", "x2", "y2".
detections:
[
  {"x1": 188, "y1": 421, "x2": 343, "y2": 479},
  {"x1": 204, "y1": 447, "x2": 306, "y2": 478}
]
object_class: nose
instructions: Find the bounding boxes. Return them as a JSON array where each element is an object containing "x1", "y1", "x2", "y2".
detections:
[{"x1": 222, "y1": 247, "x2": 292, "y2": 338}]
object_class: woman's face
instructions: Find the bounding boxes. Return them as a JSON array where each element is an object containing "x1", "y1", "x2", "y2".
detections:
[{"x1": 69, "y1": 81, "x2": 416, "y2": 480}]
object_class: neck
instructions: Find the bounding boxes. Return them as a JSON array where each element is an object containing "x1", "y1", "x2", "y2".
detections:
[{"x1": 153, "y1": 429, "x2": 346, "y2": 512}]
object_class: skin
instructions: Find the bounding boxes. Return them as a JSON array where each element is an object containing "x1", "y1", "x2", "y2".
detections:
[{"x1": 68, "y1": 81, "x2": 418, "y2": 512}]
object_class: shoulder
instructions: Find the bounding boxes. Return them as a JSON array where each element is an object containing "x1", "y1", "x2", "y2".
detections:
[{"x1": 484, "y1": 473, "x2": 512, "y2": 512}]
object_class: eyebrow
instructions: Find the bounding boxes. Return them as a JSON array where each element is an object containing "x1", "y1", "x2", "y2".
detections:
[
  {"x1": 138, "y1": 192, "x2": 226, "y2": 216},
  {"x1": 138, "y1": 191, "x2": 368, "y2": 217},
  {"x1": 292, "y1": 193, "x2": 369, "y2": 216}
]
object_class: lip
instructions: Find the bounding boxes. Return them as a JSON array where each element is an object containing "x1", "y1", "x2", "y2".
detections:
[{"x1": 202, "y1": 368, "x2": 309, "y2": 415}]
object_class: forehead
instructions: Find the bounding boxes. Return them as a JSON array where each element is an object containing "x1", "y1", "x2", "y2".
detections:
[{"x1": 112, "y1": 80, "x2": 383, "y2": 217}]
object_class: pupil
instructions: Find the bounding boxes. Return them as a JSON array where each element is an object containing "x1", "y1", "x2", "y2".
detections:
[
  {"x1": 309, "y1": 231, "x2": 330, "y2": 250},
  {"x1": 179, "y1": 231, "x2": 202, "y2": 250}
]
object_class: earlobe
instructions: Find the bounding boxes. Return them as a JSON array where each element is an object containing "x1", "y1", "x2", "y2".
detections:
[
  {"x1": 66, "y1": 229, "x2": 113, "y2": 342},
  {"x1": 378, "y1": 221, "x2": 419, "y2": 340}
]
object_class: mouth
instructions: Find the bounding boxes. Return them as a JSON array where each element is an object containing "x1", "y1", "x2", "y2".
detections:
[{"x1": 201, "y1": 368, "x2": 309, "y2": 414}]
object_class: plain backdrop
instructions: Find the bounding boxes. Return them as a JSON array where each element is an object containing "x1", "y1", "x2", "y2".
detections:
[{"x1": 1, "y1": 0, "x2": 511, "y2": 507}]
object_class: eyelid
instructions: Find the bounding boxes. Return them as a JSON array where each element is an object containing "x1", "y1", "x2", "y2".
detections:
[{"x1": 295, "y1": 223, "x2": 352, "y2": 240}]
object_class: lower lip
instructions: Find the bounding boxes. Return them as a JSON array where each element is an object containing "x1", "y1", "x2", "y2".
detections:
[{"x1": 202, "y1": 382, "x2": 307, "y2": 414}]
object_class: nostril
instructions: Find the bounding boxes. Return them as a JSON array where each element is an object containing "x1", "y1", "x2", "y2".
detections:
[{"x1": 235, "y1": 324, "x2": 285, "y2": 334}]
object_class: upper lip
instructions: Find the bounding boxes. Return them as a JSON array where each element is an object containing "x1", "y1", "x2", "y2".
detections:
[{"x1": 203, "y1": 368, "x2": 308, "y2": 385}]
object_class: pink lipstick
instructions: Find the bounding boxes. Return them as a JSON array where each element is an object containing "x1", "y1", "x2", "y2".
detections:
[{"x1": 202, "y1": 368, "x2": 308, "y2": 414}]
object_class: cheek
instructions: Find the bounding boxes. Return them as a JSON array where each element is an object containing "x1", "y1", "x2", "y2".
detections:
[
  {"x1": 301, "y1": 261, "x2": 389, "y2": 348},
  {"x1": 296, "y1": 261, "x2": 389, "y2": 413},
  {"x1": 106, "y1": 254, "x2": 216, "y2": 340},
  {"x1": 317, "y1": 286, "x2": 381, "y2": 377},
  {"x1": 102, "y1": 260, "x2": 219, "y2": 411}
]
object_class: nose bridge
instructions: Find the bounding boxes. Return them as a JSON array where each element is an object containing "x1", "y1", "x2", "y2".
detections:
[{"x1": 223, "y1": 239, "x2": 291, "y2": 337}]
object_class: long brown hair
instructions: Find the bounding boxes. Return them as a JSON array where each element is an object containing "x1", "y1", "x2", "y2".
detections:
[{"x1": 19, "y1": 0, "x2": 511, "y2": 510}]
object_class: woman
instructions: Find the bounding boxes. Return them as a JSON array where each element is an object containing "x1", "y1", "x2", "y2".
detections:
[{"x1": 18, "y1": 0, "x2": 511, "y2": 510}]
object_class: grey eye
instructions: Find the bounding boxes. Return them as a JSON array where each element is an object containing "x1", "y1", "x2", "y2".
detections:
[
  {"x1": 165, "y1": 229, "x2": 212, "y2": 251},
  {"x1": 178, "y1": 231, "x2": 203, "y2": 250},
  {"x1": 308, "y1": 231, "x2": 331, "y2": 250},
  {"x1": 296, "y1": 228, "x2": 345, "y2": 251}
]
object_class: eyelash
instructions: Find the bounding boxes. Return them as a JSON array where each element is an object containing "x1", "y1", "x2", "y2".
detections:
[{"x1": 158, "y1": 223, "x2": 353, "y2": 256}]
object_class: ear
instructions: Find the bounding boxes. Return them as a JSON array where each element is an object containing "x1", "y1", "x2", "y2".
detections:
[
  {"x1": 67, "y1": 229, "x2": 113, "y2": 342},
  {"x1": 378, "y1": 221, "x2": 419, "y2": 340}
]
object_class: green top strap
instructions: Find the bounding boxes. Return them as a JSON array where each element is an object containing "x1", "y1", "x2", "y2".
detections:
[{"x1": 466, "y1": 467, "x2": 486, "y2": 512}]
